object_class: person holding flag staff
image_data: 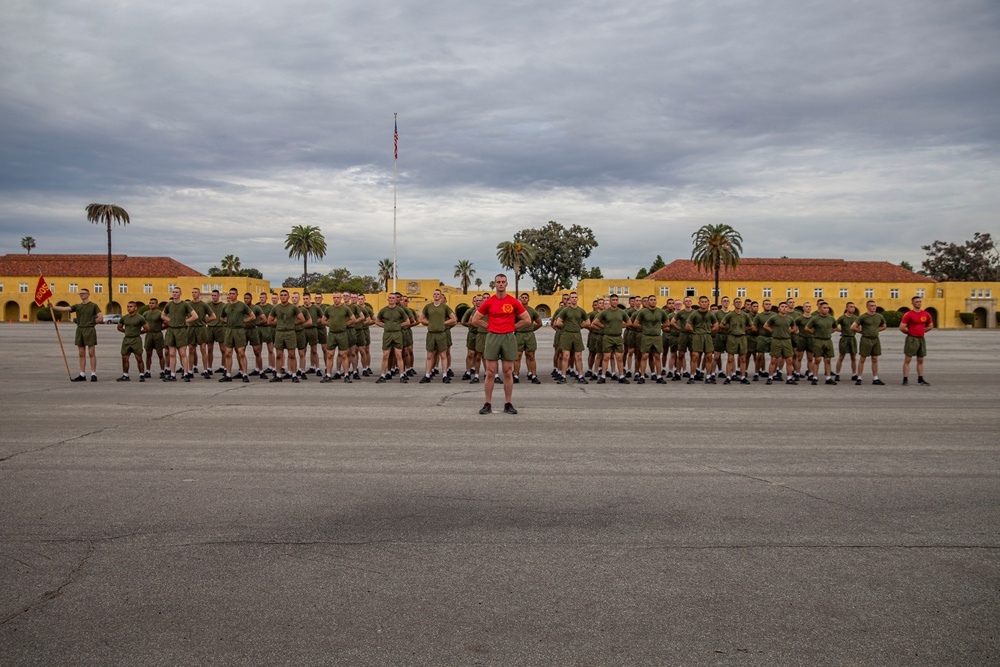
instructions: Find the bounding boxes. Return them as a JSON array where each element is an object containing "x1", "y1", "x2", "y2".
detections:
[{"x1": 50, "y1": 286, "x2": 103, "y2": 382}]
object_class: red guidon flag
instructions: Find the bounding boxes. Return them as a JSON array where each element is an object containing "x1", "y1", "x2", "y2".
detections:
[{"x1": 34, "y1": 274, "x2": 53, "y2": 306}]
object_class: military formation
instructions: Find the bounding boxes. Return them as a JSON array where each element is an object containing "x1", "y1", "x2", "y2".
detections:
[{"x1": 52, "y1": 287, "x2": 934, "y2": 387}]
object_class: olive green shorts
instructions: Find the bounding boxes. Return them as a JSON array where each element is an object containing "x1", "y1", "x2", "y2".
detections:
[
  {"x1": 121, "y1": 336, "x2": 142, "y2": 356},
  {"x1": 144, "y1": 332, "x2": 164, "y2": 352},
  {"x1": 164, "y1": 328, "x2": 188, "y2": 349},
  {"x1": 426, "y1": 331, "x2": 449, "y2": 353},
  {"x1": 327, "y1": 331, "x2": 351, "y2": 352},
  {"x1": 903, "y1": 335, "x2": 926, "y2": 358},
  {"x1": 756, "y1": 336, "x2": 771, "y2": 354},
  {"x1": 209, "y1": 327, "x2": 226, "y2": 344},
  {"x1": 859, "y1": 337, "x2": 882, "y2": 358},
  {"x1": 304, "y1": 327, "x2": 318, "y2": 346},
  {"x1": 812, "y1": 338, "x2": 834, "y2": 359},
  {"x1": 639, "y1": 334, "x2": 663, "y2": 354},
  {"x1": 74, "y1": 326, "x2": 97, "y2": 348},
  {"x1": 726, "y1": 335, "x2": 748, "y2": 356},
  {"x1": 295, "y1": 330, "x2": 307, "y2": 350},
  {"x1": 691, "y1": 333, "x2": 714, "y2": 354},
  {"x1": 484, "y1": 332, "x2": 517, "y2": 362},
  {"x1": 558, "y1": 332, "x2": 585, "y2": 353},
  {"x1": 316, "y1": 327, "x2": 327, "y2": 345},
  {"x1": 796, "y1": 336, "x2": 813, "y2": 353},
  {"x1": 224, "y1": 328, "x2": 248, "y2": 349},
  {"x1": 714, "y1": 333, "x2": 727, "y2": 353},
  {"x1": 382, "y1": 331, "x2": 404, "y2": 350},
  {"x1": 838, "y1": 336, "x2": 858, "y2": 356},
  {"x1": 260, "y1": 327, "x2": 275, "y2": 344},
  {"x1": 247, "y1": 328, "x2": 261, "y2": 347},
  {"x1": 676, "y1": 332, "x2": 692, "y2": 353},
  {"x1": 602, "y1": 335, "x2": 624, "y2": 354},
  {"x1": 403, "y1": 328, "x2": 413, "y2": 347},
  {"x1": 770, "y1": 338, "x2": 794, "y2": 359},
  {"x1": 475, "y1": 332, "x2": 487, "y2": 355},
  {"x1": 274, "y1": 330, "x2": 297, "y2": 351}
]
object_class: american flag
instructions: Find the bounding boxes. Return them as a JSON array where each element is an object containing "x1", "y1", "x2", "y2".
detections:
[{"x1": 394, "y1": 116, "x2": 398, "y2": 160}]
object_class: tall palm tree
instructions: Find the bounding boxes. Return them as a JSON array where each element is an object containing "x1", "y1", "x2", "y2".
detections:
[
  {"x1": 221, "y1": 254, "x2": 241, "y2": 276},
  {"x1": 454, "y1": 260, "x2": 475, "y2": 295},
  {"x1": 691, "y1": 223, "x2": 743, "y2": 303},
  {"x1": 86, "y1": 203, "x2": 130, "y2": 313},
  {"x1": 284, "y1": 225, "x2": 327, "y2": 287},
  {"x1": 377, "y1": 258, "x2": 395, "y2": 292},
  {"x1": 475, "y1": 278, "x2": 483, "y2": 289},
  {"x1": 497, "y1": 240, "x2": 537, "y2": 296},
  {"x1": 21, "y1": 236, "x2": 36, "y2": 254}
]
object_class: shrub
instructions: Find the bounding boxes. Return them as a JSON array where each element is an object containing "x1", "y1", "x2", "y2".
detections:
[
  {"x1": 882, "y1": 310, "x2": 903, "y2": 328},
  {"x1": 958, "y1": 312, "x2": 975, "y2": 326},
  {"x1": 34, "y1": 308, "x2": 63, "y2": 322}
]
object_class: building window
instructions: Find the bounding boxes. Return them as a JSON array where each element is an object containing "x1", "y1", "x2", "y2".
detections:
[
  {"x1": 936, "y1": 289, "x2": 943, "y2": 298},
  {"x1": 762, "y1": 287, "x2": 772, "y2": 298},
  {"x1": 865, "y1": 288, "x2": 874, "y2": 299},
  {"x1": 168, "y1": 284, "x2": 177, "y2": 293},
  {"x1": 711, "y1": 287, "x2": 719, "y2": 297},
  {"x1": 659, "y1": 286, "x2": 670, "y2": 297},
  {"x1": 915, "y1": 288, "x2": 925, "y2": 299},
  {"x1": 609, "y1": 285, "x2": 630, "y2": 296},
  {"x1": 118, "y1": 283, "x2": 128, "y2": 294},
  {"x1": 978, "y1": 289, "x2": 985, "y2": 298},
  {"x1": 93, "y1": 283, "x2": 103, "y2": 294},
  {"x1": 987, "y1": 290, "x2": 993, "y2": 298},
  {"x1": 144, "y1": 284, "x2": 153, "y2": 294},
  {"x1": 685, "y1": 287, "x2": 696, "y2": 297},
  {"x1": 0, "y1": 283, "x2": 4, "y2": 292},
  {"x1": 890, "y1": 288, "x2": 900, "y2": 299},
  {"x1": 814, "y1": 288, "x2": 823, "y2": 299},
  {"x1": 737, "y1": 287, "x2": 746, "y2": 298},
  {"x1": 839, "y1": 288, "x2": 849, "y2": 298},
  {"x1": 69, "y1": 283, "x2": 78, "y2": 293},
  {"x1": 971, "y1": 288, "x2": 977, "y2": 297},
  {"x1": 786, "y1": 288, "x2": 799, "y2": 298},
  {"x1": 19, "y1": 282, "x2": 29, "y2": 293}
]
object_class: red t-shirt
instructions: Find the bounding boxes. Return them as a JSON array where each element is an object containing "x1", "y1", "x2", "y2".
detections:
[
  {"x1": 477, "y1": 294, "x2": 526, "y2": 334},
  {"x1": 901, "y1": 310, "x2": 931, "y2": 337}
]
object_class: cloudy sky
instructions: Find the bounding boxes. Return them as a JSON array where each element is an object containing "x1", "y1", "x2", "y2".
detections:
[{"x1": 2, "y1": 0, "x2": 998, "y2": 286}]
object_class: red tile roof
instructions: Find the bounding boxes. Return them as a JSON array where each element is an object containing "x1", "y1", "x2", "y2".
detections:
[
  {"x1": 646, "y1": 258, "x2": 936, "y2": 283},
  {"x1": 0, "y1": 254, "x2": 205, "y2": 278}
]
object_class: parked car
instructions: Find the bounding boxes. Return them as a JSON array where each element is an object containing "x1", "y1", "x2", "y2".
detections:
[{"x1": 104, "y1": 314, "x2": 122, "y2": 325}]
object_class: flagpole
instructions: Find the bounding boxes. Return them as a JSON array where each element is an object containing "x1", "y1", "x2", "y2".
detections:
[
  {"x1": 393, "y1": 112, "x2": 398, "y2": 294},
  {"x1": 37, "y1": 264, "x2": 72, "y2": 380}
]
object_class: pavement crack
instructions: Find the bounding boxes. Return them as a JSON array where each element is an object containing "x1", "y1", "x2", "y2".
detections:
[
  {"x1": 0, "y1": 540, "x2": 94, "y2": 626},
  {"x1": 437, "y1": 389, "x2": 479, "y2": 407},
  {"x1": 704, "y1": 466, "x2": 855, "y2": 510},
  {"x1": 0, "y1": 428, "x2": 111, "y2": 463}
]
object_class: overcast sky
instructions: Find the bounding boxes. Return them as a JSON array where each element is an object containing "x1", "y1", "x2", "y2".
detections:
[{"x1": 2, "y1": 0, "x2": 998, "y2": 286}]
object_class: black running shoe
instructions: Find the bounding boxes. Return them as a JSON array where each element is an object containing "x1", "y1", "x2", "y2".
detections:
[
  {"x1": 531, "y1": 376, "x2": 541, "y2": 385},
  {"x1": 597, "y1": 377, "x2": 606, "y2": 384},
  {"x1": 825, "y1": 379, "x2": 836, "y2": 385},
  {"x1": 723, "y1": 378, "x2": 731, "y2": 385},
  {"x1": 321, "y1": 376, "x2": 333, "y2": 383},
  {"x1": 219, "y1": 375, "x2": 232, "y2": 382},
  {"x1": 269, "y1": 375, "x2": 283, "y2": 383},
  {"x1": 618, "y1": 378, "x2": 630, "y2": 384},
  {"x1": 470, "y1": 376, "x2": 479, "y2": 384},
  {"x1": 513, "y1": 375, "x2": 520, "y2": 384},
  {"x1": 872, "y1": 379, "x2": 885, "y2": 385},
  {"x1": 503, "y1": 403, "x2": 518, "y2": 415},
  {"x1": 463, "y1": 371, "x2": 472, "y2": 381},
  {"x1": 242, "y1": 376, "x2": 250, "y2": 383},
  {"x1": 442, "y1": 376, "x2": 451, "y2": 383},
  {"x1": 116, "y1": 375, "x2": 129, "y2": 382},
  {"x1": 918, "y1": 378, "x2": 930, "y2": 386},
  {"x1": 855, "y1": 378, "x2": 862, "y2": 385},
  {"x1": 766, "y1": 378, "x2": 773, "y2": 385},
  {"x1": 72, "y1": 375, "x2": 87, "y2": 382},
  {"x1": 479, "y1": 403, "x2": 492, "y2": 415},
  {"x1": 902, "y1": 377, "x2": 909, "y2": 385},
  {"x1": 90, "y1": 375, "x2": 98, "y2": 382},
  {"x1": 419, "y1": 376, "x2": 431, "y2": 384}
]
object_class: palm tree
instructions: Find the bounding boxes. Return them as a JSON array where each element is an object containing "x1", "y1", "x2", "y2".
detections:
[
  {"x1": 475, "y1": 278, "x2": 483, "y2": 289},
  {"x1": 691, "y1": 223, "x2": 743, "y2": 304},
  {"x1": 86, "y1": 203, "x2": 130, "y2": 313},
  {"x1": 454, "y1": 260, "x2": 475, "y2": 295},
  {"x1": 497, "y1": 240, "x2": 537, "y2": 296},
  {"x1": 377, "y1": 258, "x2": 395, "y2": 292},
  {"x1": 284, "y1": 225, "x2": 327, "y2": 287},
  {"x1": 221, "y1": 254, "x2": 241, "y2": 276},
  {"x1": 21, "y1": 236, "x2": 36, "y2": 254}
]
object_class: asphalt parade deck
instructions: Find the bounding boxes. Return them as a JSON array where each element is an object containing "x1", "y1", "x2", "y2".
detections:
[{"x1": 1, "y1": 323, "x2": 998, "y2": 665}]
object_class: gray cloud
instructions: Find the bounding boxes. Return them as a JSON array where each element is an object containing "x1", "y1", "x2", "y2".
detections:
[{"x1": 2, "y1": 0, "x2": 998, "y2": 284}]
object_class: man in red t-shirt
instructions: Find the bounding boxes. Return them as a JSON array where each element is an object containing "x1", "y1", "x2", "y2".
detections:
[
  {"x1": 470, "y1": 274, "x2": 531, "y2": 415},
  {"x1": 900, "y1": 296, "x2": 933, "y2": 385}
]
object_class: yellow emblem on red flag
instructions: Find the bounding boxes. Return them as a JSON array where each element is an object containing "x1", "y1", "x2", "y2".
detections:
[{"x1": 34, "y1": 274, "x2": 53, "y2": 306}]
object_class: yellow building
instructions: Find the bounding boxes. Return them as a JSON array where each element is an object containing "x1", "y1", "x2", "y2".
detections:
[{"x1": 1, "y1": 254, "x2": 271, "y2": 320}]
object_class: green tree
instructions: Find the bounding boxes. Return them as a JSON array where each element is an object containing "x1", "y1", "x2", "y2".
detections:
[
  {"x1": 221, "y1": 254, "x2": 241, "y2": 276},
  {"x1": 475, "y1": 278, "x2": 483, "y2": 289},
  {"x1": 921, "y1": 233, "x2": 999, "y2": 281},
  {"x1": 581, "y1": 265, "x2": 603, "y2": 279},
  {"x1": 635, "y1": 267, "x2": 648, "y2": 280},
  {"x1": 21, "y1": 236, "x2": 36, "y2": 254},
  {"x1": 691, "y1": 224, "x2": 743, "y2": 304},
  {"x1": 377, "y1": 258, "x2": 395, "y2": 292},
  {"x1": 86, "y1": 203, "x2": 130, "y2": 313},
  {"x1": 454, "y1": 259, "x2": 475, "y2": 295},
  {"x1": 649, "y1": 254, "x2": 666, "y2": 273},
  {"x1": 899, "y1": 260, "x2": 914, "y2": 272},
  {"x1": 308, "y1": 268, "x2": 381, "y2": 294},
  {"x1": 496, "y1": 240, "x2": 537, "y2": 296},
  {"x1": 285, "y1": 225, "x2": 327, "y2": 288},
  {"x1": 514, "y1": 221, "x2": 598, "y2": 295}
]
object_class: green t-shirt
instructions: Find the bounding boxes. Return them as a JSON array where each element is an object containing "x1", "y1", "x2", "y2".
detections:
[
  {"x1": 837, "y1": 314, "x2": 858, "y2": 338},
  {"x1": 687, "y1": 309, "x2": 717, "y2": 335},
  {"x1": 186, "y1": 300, "x2": 213, "y2": 328},
  {"x1": 270, "y1": 302, "x2": 300, "y2": 331},
  {"x1": 558, "y1": 306, "x2": 588, "y2": 333},
  {"x1": 222, "y1": 301, "x2": 253, "y2": 329},
  {"x1": 856, "y1": 313, "x2": 886, "y2": 338},
  {"x1": 162, "y1": 300, "x2": 194, "y2": 328},
  {"x1": 378, "y1": 305, "x2": 407, "y2": 332},
  {"x1": 753, "y1": 310, "x2": 774, "y2": 337},
  {"x1": 207, "y1": 301, "x2": 226, "y2": 328},
  {"x1": 674, "y1": 309, "x2": 693, "y2": 333},
  {"x1": 120, "y1": 312, "x2": 146, "y2": 338},
  {"x1": 634, "y1": 307, "x2": 668, "y2": 337},
  {"x1": 722, "y1": 310, "x2": 751, "y2": 336},
  {"x1": 422, "y1": 303, "x2": 455, "y2": 333},
  {"x1": 521, "y1": 306, "x2": 539, "y2": 331},
  {"x1": 794, "y1": 312, "x2": 814, "y2": 339},
  {"x1": 807, "y1": 313, "x2": 836, "y2": 339},
  {"x1": 143, "y1": 307, "x2": 163, "y2": 334},
  {"x1": 596, "y1": 307, "x2": 629, "y2": 336},
  {"x1": 766, "y1": 313, "x2": 795, "y2": 339},
  {"x1": 70, "y1": 302, "x2": 101, "y2": 327},
  {"x1": 305, "y1": 304, "x2": 323, "y2": 329},
  {"x1": 324, "y1": 303, "x2": 354, "y2": 333}
]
